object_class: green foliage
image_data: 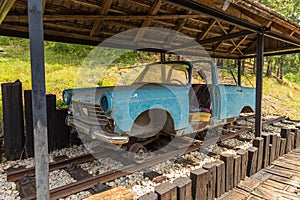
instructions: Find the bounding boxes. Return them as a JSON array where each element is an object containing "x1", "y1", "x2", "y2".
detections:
[{"x1": 285, "y1": 72, "x2": 300, "y2": 83}]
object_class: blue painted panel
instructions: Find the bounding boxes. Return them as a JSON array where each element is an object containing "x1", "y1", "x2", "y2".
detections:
[
  {"x1": 110, "y1": 84, "x2": 190, "y2": 133},
  {"x1": 218, "y1": 85, "x2": 255, "y2": 119}
]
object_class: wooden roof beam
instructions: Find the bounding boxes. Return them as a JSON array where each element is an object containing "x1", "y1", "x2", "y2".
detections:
[
  {"x1": 165, "y1": 11, "x2": 192, "y2": 45},
  {"x1": 90, "y1": 0, "x2": 112, "y2": 36},
  {"x1": 168, "y1": 30, "x2": 252, "y2": 52},
  {"x1": 4, "y1": 14, "x2": 203, "y2": 22},
  {"x1": 215, "y1": 21, "x2": 243, "y2": 55},
  {"x1": 230, "y1": 35, "x2": 249, "y2": 54},
  {"x1": 214, "y1": 24, "x2": 237, "y2": 51},
  {"x1": 134, "y1": 0, "x2": 162, "y2": 42},
  {"x1": 42, "y1": 0, "x2": 47, "y2": 14},
  {"x1": 197, "y1": 19, "x2": 217, "y2": 40},
  {"x1": 0, "y1": 0, "x2": 16, "y2": 25},
  {"x1": 166, "y1": 0, "x2": 261, "y2": 32}
]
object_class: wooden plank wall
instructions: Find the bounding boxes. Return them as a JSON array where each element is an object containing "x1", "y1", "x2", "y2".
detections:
[{"x1": 1, "y1": 82, "x2": 72, "y2": 160}]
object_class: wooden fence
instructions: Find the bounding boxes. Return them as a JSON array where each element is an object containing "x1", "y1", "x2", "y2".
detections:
[
  {"x1": 1, "y1": 81, "x2": 76, "y2": 160},
  {"x1": 138, "y1": 128, "x2": 300, "y2": 200}
]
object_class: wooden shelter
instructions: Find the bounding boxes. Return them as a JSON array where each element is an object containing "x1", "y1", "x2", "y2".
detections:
[
  {"x1": 0, "y1": 0, "x2": 300, "y2": 58},
  {"x1": 0, "y1": 0, "x2": 299, "y2": 199}
]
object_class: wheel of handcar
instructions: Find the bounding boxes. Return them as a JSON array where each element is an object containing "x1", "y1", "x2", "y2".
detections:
[{"x1": 127, "y1": 143, "x2": 148, "y2": 164}]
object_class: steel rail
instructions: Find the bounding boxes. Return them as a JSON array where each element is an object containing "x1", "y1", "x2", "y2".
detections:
[
  {"x1": 18, "y1": 115, "x2": 285, "y2": 199},
  {"x1": 6, "y1": 151, "x2": 114, "y2": 182}
]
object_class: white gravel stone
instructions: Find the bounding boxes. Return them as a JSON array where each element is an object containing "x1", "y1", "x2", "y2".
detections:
[{"x1": 49, "y1": 169, "x2": 76, "y2": 190}]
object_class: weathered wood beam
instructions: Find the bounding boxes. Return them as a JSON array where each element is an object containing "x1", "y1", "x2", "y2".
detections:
[
  {"x1": 230, "y1": 35, "x2": 249, "y2": 54},
  {"x1": 28, "y1": 0, "x2": 49, "y2": 198},
  {"x1": 0, "y1": 0, "x2": 16, "y2": 25},
  {"x1": 42, "y1": 0, "x2": 47, "y2": 14},
  {"x1": 165, "y1": 11, "x2": 192, "y2": 45},
  {"x1": 168, "y1": 30, "x2": 253, "y2": 52},
  {"x1": 68, "y1": 0, "x2": 101, "y2": 9},
  {"x1": 166, "y1": 0, "x2": 261, "y2": 32},
  {"x1": 216, "y1": 20, "x2": 244, "y2": 55},
  {"x1": 90, "y1": 0, "x2": 112, "y2": 36},
  {"x1": 134, "y1": 0, "x2": 162, "y2": 42},
  {"x1": 197, "y1": 19, "x2": 217, "y2": 40},
  {"x1": 4, "y1": 14, "x2": 203, "y2": 22},
  {"x1": 214, "y1": 25, "x2": 237, "y2": 51}
]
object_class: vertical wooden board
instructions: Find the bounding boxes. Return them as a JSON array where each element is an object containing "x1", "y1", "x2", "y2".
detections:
[
  {"x1": 203, "y1": 162, "x2": 217, "y2": 200},
  {"x1": 220, "y1": 153, "x2": 234, "y2": 192},
  {"x1": 190, "y1": 168, "x2": 208, "y2": 200},
  {"x1": 1, "y1": 81, "x2": 25, "y2": 160},
  {"x1": 24, "y1": 90, "x2": 34, "y2": 158},
  {"x1": 138, "y1": 192, "x2": 158, "y2": 200},
  {"x1": 234, "y1": 155, "x2": 241, "y2": 188},
  {"x1": 253, "y1": 137, "x2": 264, "y2": 171},
  {"x1": 155, "y1": 182, "x2": 177, "y2": 200},
  {"x1": 269, "y1": 134, "x2": 277, "y2": 163},
  {"x1": 173, "y1": 177, "x2": 191, "y2": 200},
  {"x1": 291, "y1": 129, "x2": 300, "y2": 149},
  {"x1": 247, "y1": 147, "x2": 258, "y2": 176},
  {"x1": 46, "y1": 94, "x2": 56, "y2": 152},
  {"x1": 281, "y1": 128, "x2": 292, "y2": 153},
  {"x1": 275, "y1": 136, "x2": 281, "y2": 159},
  {"x1": 280, "y1": 138, "x2": 286, "y2": 156},
  {"x1": 290, "y1": 132, "x2": 295, "y2": 150},
  {"x1": 215, "y1": 160, "x2": 225, "y2": 197},
  {"x1": 261, "y1": 134, "x2": 270, "y2": 168},
  {"x1": 55, "y1": 109, "x2": 70, "y2": 150},
  {"x1": 237, "y1": 149, "x2": 248, "y2": 180}
]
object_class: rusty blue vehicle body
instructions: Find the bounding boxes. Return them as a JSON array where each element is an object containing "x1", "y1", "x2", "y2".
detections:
[{"x1": 63, "y1": 60, "x2": 255, "y2": 145}]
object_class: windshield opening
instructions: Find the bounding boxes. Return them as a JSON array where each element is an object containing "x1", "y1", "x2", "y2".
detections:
[{"x1": 134, "y1": 63, "x2": 189, "y2": 85}]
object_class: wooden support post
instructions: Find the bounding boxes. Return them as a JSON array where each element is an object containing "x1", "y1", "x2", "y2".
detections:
[
  {"x1": 255, "y1": 32, "x2": 264, "y2": 138},
  {"x1": 275, "y1": 136, "x2": 281, "y2": 159},
  {"x1": 247, "y1": 147, "x2": 258, "y2": 176},
  {"x1": 269, "y1": 134, "x2": 278, "y2": 163},
  {"x1": 1, "y1": 81, "x2": 25, "y2": 161},
  {"x1": 253, "y1": 137, "x2": 264, "y2": 171},
  {"x1": 237, "y1": 149, "x2": 248, "y2": 180},
  {"x1": 291, "y1": 132, "x2": 295, "y2": 150},
  {"x1": 233, "y1": 155, "x2": 241, "y2": 188},
  {"x1": 215, "y1": 160, "x2": 225, "y2": 197},
  {"x1": 28, "y1": 0, "x2": 49, "y2": 198},
  {"x1": 173, "y1": 177, "x2": 191, "y2": 200},
  {"x1": 138, "y1": 192, "x2": 158, "y2": 200},
  {"x1": 155, "y1": 182, "x2": 177, "y2": 200},
  {"x1": 220, "y1": 153, "x2": 234, "y2": 192},
  {"x1": 203, "y1": 162, "x2": 217, "y2": 200},
  {"x1": 261, "y1": 133, "x2": 270, "y2": 168},
  {"x1": 279, "y1": 138, "x2": 286, "y2": 156},
  {"x1": 281, "y1": 128, "x2": 292, "y2": 153},
  {"x1": 291, "y1": 128, "x2": 300, "y2": 148},
  {"x1": 190, "y1": 168, "x2": 208, "y2": 200}
]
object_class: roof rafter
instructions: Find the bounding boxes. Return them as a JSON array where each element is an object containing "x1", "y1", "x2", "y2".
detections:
[
  {"x1": 0, "y1": 0, "x2": 16, "y2": 25},
  {"x1": 4, "y1": 14, "x2": 203, "y2": 22},
  {"x1": 216, "y1": 20, "x2": 244, "y2": 55},
  {"x1": 134, "y1": 0, "x2": 162, "y2": 42},
  {"x1": 230, "y1": 35, "x2": 249, "y2": 54},
  {"x1": 169, "y1": 30, "x2": 253, "y2": 52},
  {"x1": 90, "y1": 0, "x2": 112, "y2": 36},
  {"x1": 197, "y1": 19, "x2": 217, "y2": 40}
]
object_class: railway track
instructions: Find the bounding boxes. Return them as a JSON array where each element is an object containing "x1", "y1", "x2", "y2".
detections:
[{"x1": 6, "y1": 114, "x2": 287, "y2": 199}]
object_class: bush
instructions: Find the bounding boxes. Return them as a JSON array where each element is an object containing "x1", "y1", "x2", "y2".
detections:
[{"x1": 284, "y1": 72, "x2": 300, "y2": 83}]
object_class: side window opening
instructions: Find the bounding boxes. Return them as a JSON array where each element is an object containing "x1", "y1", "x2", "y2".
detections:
[{"x1": 218, "y1": 67, "x2": 237, "y2": 86}]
